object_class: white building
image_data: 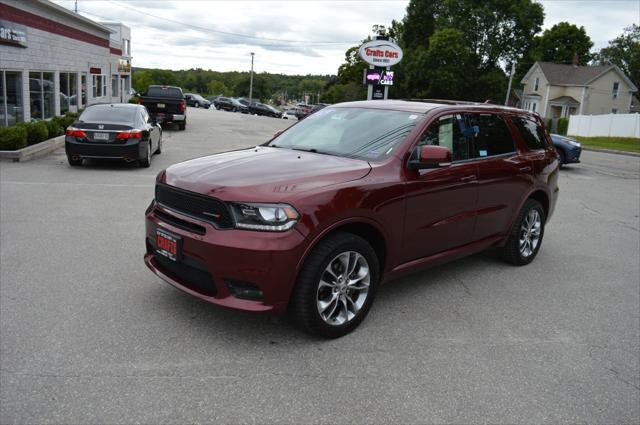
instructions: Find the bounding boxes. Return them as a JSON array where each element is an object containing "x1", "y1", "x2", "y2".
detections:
[{"x1": 0, "y1": 0, "x2": 132, "y2": 126}]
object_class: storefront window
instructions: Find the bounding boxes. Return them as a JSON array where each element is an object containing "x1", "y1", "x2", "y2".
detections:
[
  {"x1": 60, "y1": 72, "x2": 78, "y2": 113},
  {"x1": 30, "y1": 72, "x2": 42, "y2": 120},
  {"x1": 60, "y1": 73, "x2": 69, "y2": 114},
  {"x1": 112, "y1": 75, "x2": 118, "y2": 98},
  {"x1": 29, "y1": 72, "x2": 54, "y2": 120},
  {"x1": 5, "y1": 71, "x2": 23, "y2": 126},
  {"x1": 92, "y1": 74, "x2": 107, "y2": 98},
  {"x1": 43, "y1": 72, "x2": 54, "y2": 119},
  {"x1": 81, "y1": 73, "x2": 87, "y2": 106}
]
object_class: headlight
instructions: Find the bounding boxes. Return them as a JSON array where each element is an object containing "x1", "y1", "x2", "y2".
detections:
[{"x1": 229, "y1": 202, "x2": 299, "y2": 231}]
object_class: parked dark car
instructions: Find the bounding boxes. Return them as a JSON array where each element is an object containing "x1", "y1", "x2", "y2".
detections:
[
  {"x1": 249, "y1": 102, "x2": 282, "y2": 118},
  {"x1": 214, "y1": 97, "x2": 241, "y2": 112},
  {"x1": 144, "y1": 100, "x2": 559, "y2": 338},
  {"x1": 551, "y1": 133, "x2": 582, "y2": 167},
  {"x1": 184, "y1": 93, "x2": 211, "y2": 109},
  {"x1": 294, "y1": 104, "x2": 311, "y2": 119},
  {"x1": 138, "y1": 85, "x2": 186, "y2": 130},
  {"x1": 65, "y1": 103, "x2": 162, "y2": 167}
]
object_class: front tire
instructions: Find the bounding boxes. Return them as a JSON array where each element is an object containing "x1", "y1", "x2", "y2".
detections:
[
  {"x1": 556, "y1": 148, "x2": 566, "y2": 168},
  {"x1": 194, "y1": 102, "x2": 200, "y2": 108},
  {"x1": 498, "y1": 199, "x2": 545, "y2": 266},
  {"x1": 289, "y1": 232, "x2": 379, "y2": 338}
]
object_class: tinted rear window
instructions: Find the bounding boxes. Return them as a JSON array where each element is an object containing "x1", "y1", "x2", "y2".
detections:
[
  {"x1": 79, "y1": 106, "x2": 137, "y2": 124},
  {"x1": 512, "y1": 116, "x2": 548, "y2": 150},
  {"x1": 146, "y1": 86, "x2": 183, "y2": 98}
]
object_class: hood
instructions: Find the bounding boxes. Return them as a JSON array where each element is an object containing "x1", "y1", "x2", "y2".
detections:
[{"x1": 164, "y1": 146, "x2": 371, "y2": 201}]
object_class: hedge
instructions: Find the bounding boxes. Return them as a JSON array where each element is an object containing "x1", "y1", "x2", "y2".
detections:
[
  {"x1": 22, "y1": 121, "x2": 49, "y2": 145},
  {"x1": 557, "y1": 117, "x2": 569, "y2": 136},
  {"x1": 0, "y1": 126, "x2": 28, "y2": 150}
]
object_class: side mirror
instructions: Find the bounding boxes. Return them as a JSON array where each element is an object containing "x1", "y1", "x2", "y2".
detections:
[{"x1": 408, "y1": 145, "x2": 452, "y2": 170}]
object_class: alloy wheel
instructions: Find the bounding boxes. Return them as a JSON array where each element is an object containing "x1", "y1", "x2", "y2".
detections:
[
  {"x1": 519, "y1": 209, "x2": 541, "y2": 258},
  {"x1": 316, "y1": 251, "x2": 370, "y2": 326}
]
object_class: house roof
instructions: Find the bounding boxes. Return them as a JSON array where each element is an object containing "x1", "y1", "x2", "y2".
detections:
[
  {"x1": 523, "y1": 62, "x2": 638, "y2": 92},
  {"x1": 549, "y1": 96, "x2": 580, "y2": 104},
  {"x1": 537, "y1": 62, "x2": 611, "y2": 86}
]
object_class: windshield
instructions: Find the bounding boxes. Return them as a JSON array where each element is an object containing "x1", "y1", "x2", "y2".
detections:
[
  {"x1": 269, "y1": 107, "x2": 423, "y2": 161},
  {"x1": 79, "y1": 106, "x2": 137, "y2": 125}
]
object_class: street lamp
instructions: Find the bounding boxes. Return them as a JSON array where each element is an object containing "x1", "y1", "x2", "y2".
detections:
[{"x1": 249, "y1": 52, "x2": 255, "y2": 104}]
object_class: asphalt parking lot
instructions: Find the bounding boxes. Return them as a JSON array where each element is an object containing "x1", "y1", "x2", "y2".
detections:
[{"x1": 1, "y1": 107, "x2": 639, "y2": 423}]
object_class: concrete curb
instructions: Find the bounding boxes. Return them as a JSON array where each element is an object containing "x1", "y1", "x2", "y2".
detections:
[
  {"x1": 0, "y1": 135, "x2": 65, "y2": 162},
  {"x1": 582, "y1": 147, "x2": 640, "y2": 158}
]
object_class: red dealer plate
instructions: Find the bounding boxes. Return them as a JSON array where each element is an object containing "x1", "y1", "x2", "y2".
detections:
[{"x1": 156, "y1": 229, "x2": 181, "y2": 261}]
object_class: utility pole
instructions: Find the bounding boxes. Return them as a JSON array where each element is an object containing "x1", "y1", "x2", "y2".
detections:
[
  {"x1": 74, "y1": 0, "x2": 78, "y2": 12},
  {"x1": 505, "y1": 62, "x2": 515, "y2": 106},
  {"x1": 248, "y1": 52, "x2": 255, "y2": 104}
]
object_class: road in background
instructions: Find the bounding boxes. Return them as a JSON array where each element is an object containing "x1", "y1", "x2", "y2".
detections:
[{"x1": 1, "y1": 108, "x2": 638, "y2": 423}]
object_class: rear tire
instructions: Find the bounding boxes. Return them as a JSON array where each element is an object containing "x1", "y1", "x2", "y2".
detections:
[
  {"x1": 139, "y1": 143, "x2": 151, "y2": 168},
  {"x1": 67, "y1": 156, "x2": 82, "y2": 166},
  {"x1": 194, "y1": 102, "x2": 200, "y2": 108},
  {"x1": 178, "y1": 121, "x2": 186, "y2": 131},
  {"x1": 154, "y1": 132, "x2": 162, "y2": 154},
  {"x1": 289, "y1": 232, "x2": 379, "y2": 338},
  {"x1": 498, "y1": 199, "x2": 545, "y2": 266}
]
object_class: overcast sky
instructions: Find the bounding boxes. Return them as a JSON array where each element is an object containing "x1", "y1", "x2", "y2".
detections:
[{"x1": 53, "y1": 0, "x2": 639, "y2": 75}]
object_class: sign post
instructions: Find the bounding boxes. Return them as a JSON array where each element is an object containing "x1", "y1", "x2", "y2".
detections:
[{"x1": 359, "y1": 37, "x2": 403, "y2": 100}]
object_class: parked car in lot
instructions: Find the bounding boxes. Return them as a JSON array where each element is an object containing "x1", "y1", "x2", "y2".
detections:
[
  {"x1": 138, "y1": 85, "x2": 187, "y2": 130},
  {"x1": 65, "y1": 103, "x2": 162, "y2": 167},
  {"x1": 144, "y1": 100, "x2": 559, "y2": 338},
  {"x1": 249, "y1": 102, "x2": 282, "y2": 118},
  {"x1": 214, "y1": 96, "x2": 243, "y2": 112},
  {"x1": 551, "y1": 133, "x2": 582, "y2": 167},
  {"x1": 294, "y1": 104, "x2": 311, "y2": 119},
  {"x1": 282, "y1": 110, "x2": 297, "y2": 120},
  {"x1": 184, "y1": 93, "x2": 211, "y2": 109}
]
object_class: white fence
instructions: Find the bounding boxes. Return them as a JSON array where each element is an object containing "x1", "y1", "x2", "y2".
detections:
[{"x1": 568, "y1": 114, "x2": 640, "y2": 138}]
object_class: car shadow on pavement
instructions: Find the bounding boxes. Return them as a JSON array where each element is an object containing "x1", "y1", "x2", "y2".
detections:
[{"x1": 146, "y1": 250, "x2": 500, "y2": 343}]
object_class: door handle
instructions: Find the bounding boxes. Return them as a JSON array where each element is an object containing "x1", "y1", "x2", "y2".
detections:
[
  {"x1": 519, "y1": 166, "x2": 532, "y2": 172},
  {"x1": 460, "y1": 175, "x2": 477, "y2": 182}
]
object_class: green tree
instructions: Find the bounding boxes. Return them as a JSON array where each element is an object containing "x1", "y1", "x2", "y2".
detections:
[
  {"x1": 337, "y1": 45, "x2": 368, "y2": 85},
  {"x1": 532, "y1": 22, "x2": 594, "y2": 64},
  {"x1": 206, "y1": 80, "x2": 230, "y2": 96},
  {"x1": 132, "y1": 70, "x2": 154, "y2": 93},
  {"x1": 422, "y1": 28, "x2": 476, "y2": 99},
  {"x1": 437, "y1": 0, "x2": 544, "y2": 68},
  {"x1": 596, "y1": 24, "x2": 640, "y2": 89}
]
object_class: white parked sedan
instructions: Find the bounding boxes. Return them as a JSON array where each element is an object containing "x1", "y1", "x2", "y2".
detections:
[{"x1": 282, "y1": 110, "x2": 298, "y2": 120}]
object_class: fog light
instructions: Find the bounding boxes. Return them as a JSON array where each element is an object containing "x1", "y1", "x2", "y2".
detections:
[{"x1": 225, "y1": 280, "x2": 263, "y2": 300}]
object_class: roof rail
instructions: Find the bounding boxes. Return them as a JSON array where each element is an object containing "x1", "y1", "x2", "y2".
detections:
[{"x1": 403, "y1": 98, "x2": 483, "y2": 106}]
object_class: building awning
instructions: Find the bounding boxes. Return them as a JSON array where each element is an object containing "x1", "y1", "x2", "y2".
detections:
[{"x1": 549, "y1": 96, "x2": 580, "y2": 105}]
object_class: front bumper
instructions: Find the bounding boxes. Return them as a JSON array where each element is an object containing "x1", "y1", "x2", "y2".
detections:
[
  {"x1": 144, "y1": 201, "x2": 308, "y2": 313},
  {"x1": 565, "y1": 146, "x2": 582, "y2": 164},
  {"x1": 65, "y1": 138, "x2": 147, "y2": 161}
]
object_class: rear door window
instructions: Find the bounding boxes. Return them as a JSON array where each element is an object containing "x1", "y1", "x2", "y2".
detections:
[
  {"x1": 511, "y1": 116, "x2": 548, "y2": 150},
  {"x1": 466, "y1": 113, "x2": 516, "y2": 158},
  {"x1": 146, "y1": 87, "x2": 183, "y2": 98}
]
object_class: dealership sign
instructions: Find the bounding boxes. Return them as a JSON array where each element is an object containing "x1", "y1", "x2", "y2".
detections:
[
  {"x1": 358, "y1": 39, "x2": 403, "y2": 66},
  {"x1": 0, "y1": 20, "x2": 27, "y2": 48},
  {"x1": 364, "y1": 69, "x2": 394, "y2": 86}
]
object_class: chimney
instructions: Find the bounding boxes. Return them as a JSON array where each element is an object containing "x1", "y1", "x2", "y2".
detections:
[{"x1": 572, "y1": 53, "x2": 579, "y2": 67}]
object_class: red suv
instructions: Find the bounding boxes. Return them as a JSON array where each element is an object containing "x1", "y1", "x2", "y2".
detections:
[{"x1": 144, "y1": 100, "x2": 559, "y2": 338}]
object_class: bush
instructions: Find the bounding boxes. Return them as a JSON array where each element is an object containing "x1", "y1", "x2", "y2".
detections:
[
  {"x1": 557, "y1": 117, "x2": 569, "y2": 135},
  {"x1": 45, "y1": 119, "x2": 63, "y2": 137},
  {"x1": 129, "y1": 96, "x2": 140, "y2": 104},
  {"x1": 54, "y1": 115, "x2": 76, "y2": 130},
  {"x1": 0, "y1": 126, "x2": 28, "y2": 150},
  {"x1": 23, "y1": 121, "x2": 49, "y2": 145}
]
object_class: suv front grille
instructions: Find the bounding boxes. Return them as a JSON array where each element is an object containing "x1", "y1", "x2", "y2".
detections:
[{"x1": 155, "y1": 183, "x2": 234, "y2": 229}]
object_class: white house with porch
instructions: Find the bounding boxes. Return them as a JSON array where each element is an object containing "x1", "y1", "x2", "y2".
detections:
[{"x1": 520, "y1": 61, "x2": 637, "y2": 119}]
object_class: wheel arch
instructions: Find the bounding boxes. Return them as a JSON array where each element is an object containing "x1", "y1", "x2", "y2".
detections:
[{"x1": 296, "y1": 218, "x2": 389, "y2": 278}]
